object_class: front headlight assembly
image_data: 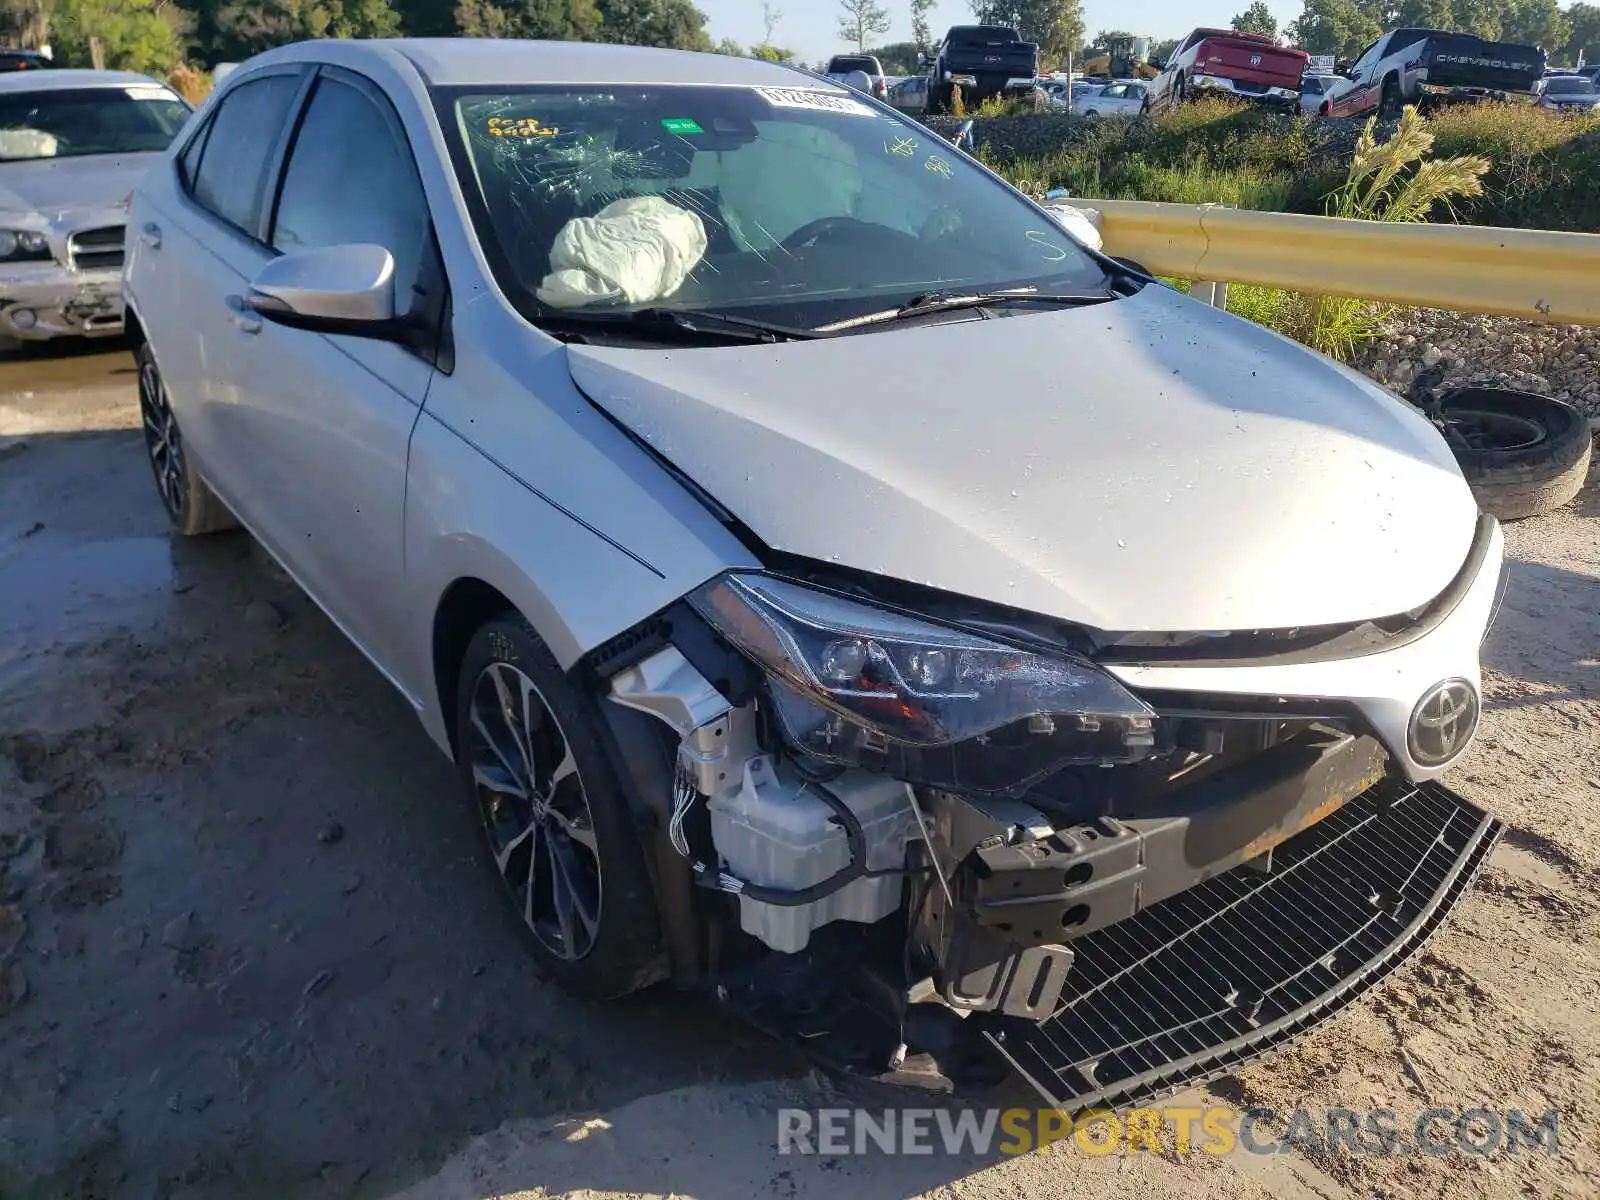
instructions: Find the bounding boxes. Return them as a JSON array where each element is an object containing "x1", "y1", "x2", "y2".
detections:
[
  {"x1": 690, "y1": 574, "x2": 1156, "y2": 794},
  {"x1": 0, "y1": 229, "x2": 50, "y2": 262}
]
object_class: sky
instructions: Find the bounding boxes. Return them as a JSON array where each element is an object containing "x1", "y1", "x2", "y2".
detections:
[{"x1": 696, "y1": 0, "x2": 1309, "y2": 65}]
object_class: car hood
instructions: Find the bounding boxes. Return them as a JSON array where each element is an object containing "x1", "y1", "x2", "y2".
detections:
[
  {"x1": 0, "y1": 152, "x2": 160, "y2": 221},
  {"x1": 567, "y1": 285, "x2": 1479, "y2": 633}
]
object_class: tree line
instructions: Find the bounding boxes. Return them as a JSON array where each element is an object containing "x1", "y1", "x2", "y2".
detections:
[
  {"x1": 0, "y1": 0, "x2": 1590, "y2": 85},
  {"x1": 1285, "y1": 0, "x2": 1595, "y2": 62}
]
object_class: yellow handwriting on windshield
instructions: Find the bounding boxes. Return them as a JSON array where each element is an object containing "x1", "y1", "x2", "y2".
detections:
[{"x1": 487, "y1": 116, "x2": 560, "y2": 139}]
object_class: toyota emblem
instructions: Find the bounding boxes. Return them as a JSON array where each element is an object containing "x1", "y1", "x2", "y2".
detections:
[
  {"x1": 1408, "y1": 679, "x2": 1480, "y2": 767},
  {"x1": 1249, "y1": 53, "x2": 1263, "y2": 66}
]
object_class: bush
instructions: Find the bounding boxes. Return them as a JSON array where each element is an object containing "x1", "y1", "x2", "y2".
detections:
[
  {"x1": 972, "y1": 94, "x2": 1043, "y2": 118},
  {"x1": 945, "y1": 96, "x2": 1598, "y2": 230},
  {"x1": 166, "y1": 64, "x2": 213, "y2": 106},
  {"x1": 1426, "y1": 102, "x2": 1600, "y2": 231}
]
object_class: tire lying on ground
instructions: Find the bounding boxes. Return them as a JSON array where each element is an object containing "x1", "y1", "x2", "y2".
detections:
[{"x1": 1434, "y1": 388, "x2": 1593, "y2": 521}]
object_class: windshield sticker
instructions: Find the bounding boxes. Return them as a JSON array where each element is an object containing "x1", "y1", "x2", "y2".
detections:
[
  {"x1": 487, "y1": 115, "x2": 560, "y2": 139},
  {"x1": 1025, "y1": 229, "x2": 1069, "y2": 262},
  {"x1": 125, "y1": 85, "x2": 178, "y2": 102},
  {"x1": 885, "y1": 135, "x2": 918, "y2": 158},
  {"x1": 753, "y1": 87, "x2": 872, "y2": 116},
  {"x1": 661, "y1": 117, "x2": 704, "y2": 135},
  {"x1": 924, "y1": 154, "x2": 953, "y2": 179}
]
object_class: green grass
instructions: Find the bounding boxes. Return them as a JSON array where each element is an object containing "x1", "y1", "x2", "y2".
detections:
[
  {"x1": 978, "y1": 95, "x2": 1599, "y2": 230},
  {"x1": 975, "y1": 98, "x2": 1587, "y2": 362}
]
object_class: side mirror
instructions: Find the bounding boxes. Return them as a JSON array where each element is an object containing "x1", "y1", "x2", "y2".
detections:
[
  {"x1": 246, "y1": 243, "x2": 398, "y2": 336},
  {"x1": 1336, "y1": 60, "x2": 1353, "y2": 76},
  {"x1": 1148, "y1": 57, "x2": 1164, "y2": 69},
  {"x1": 918, "y1": 53, "x2": 932, "y2": 70}
]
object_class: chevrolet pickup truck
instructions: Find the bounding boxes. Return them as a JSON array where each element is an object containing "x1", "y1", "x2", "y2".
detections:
[{"x1": 1320, "y1": 27, "x2": 1545, "y2": 117}]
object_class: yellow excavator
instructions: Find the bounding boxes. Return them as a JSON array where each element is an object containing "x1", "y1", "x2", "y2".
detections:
[{"x1": 1080, "y1": 35, "x2": 1159, "y2": 80}]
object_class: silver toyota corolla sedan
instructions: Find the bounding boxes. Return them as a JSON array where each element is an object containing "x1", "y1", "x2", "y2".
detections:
[{"x1": 126, "y1": 39, "x2": 1506, "y2": 1108}]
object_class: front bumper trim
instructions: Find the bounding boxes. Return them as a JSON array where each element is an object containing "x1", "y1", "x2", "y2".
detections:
[
  {"x1": 0, "y1": 266, "x2": 124, "y2": 340},
  {"x1": 984, "y1": 776, "x2": 1501, "y2": 1112}
]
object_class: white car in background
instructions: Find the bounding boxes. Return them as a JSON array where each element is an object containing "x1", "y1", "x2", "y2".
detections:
[
  {"x1": 1298, "y1": 72, "x2": 1336, "y2": 113},
  {"x1": 1076, "y1": 79, "x2": 1146, "y2": 115},
  {"x1": 0, "y1": 69, "x2": 190, "y2": 347},
  {"x1": 1045, "y1": 79, "x2": 1102, "y2": 108}
]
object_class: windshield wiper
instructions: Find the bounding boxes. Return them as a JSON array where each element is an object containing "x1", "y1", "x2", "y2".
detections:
[
  {"x1": 812, "y1": 288, "x2": 1117, "y2": 333},
  {"x1": 537, "y1": 306, "x2": 829, "y2": 344}
]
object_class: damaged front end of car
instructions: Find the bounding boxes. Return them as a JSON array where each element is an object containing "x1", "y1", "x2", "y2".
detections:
[
  {"x1": 0, "y1": 205, "x2": 127, "y2": 343},
  {"x1": 592, "y1": 542, "x2": 1504, "y2": 1110}
]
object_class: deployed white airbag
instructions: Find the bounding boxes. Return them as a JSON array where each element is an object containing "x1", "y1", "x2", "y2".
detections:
[
  {"x1": 1045, "y1": 203, "x2": 1104, "y2": 252},
  {"x1": 536, "y1": 195, "x2": 708, "y2": 308}
]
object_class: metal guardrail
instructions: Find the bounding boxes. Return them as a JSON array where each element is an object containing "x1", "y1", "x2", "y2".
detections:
[{"x1": 1050, "y1": 198, "x2": 1600, "y2": 327}]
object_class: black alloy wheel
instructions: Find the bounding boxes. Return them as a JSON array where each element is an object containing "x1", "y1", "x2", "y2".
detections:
[{"x1": 138, "y1": 346, "x2": 186, "y2": 521}]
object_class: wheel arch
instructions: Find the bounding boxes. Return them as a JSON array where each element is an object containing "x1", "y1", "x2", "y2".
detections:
[
  {"x1": 123, "y1": 301, "x2": 146, "y2": 351},
  {"x1": 431, "y1": 575, "x2": 518, "y2": 755}
]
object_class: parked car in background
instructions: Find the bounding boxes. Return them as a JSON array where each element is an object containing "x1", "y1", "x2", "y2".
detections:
[
  {"x1": 926, "y1": 24, "x2": 1038, "y2": 113},
  {"x1": 1319, "y1": 28, "x2": 1544, "y2": 118},
  {"x1": 0, "y1": 68, "x2": 190, "y2": 348},
  {"x1": 1298, "y1": 71, "x2": 1336, "y2": 112},
  {"x1": 0, "y1": 48, "x2": 52, "y2": 72},
  {"x1": 824, "y1": 54, "x2": 889, "y2": 102},
  {"x1": 1145, "y1": 28, "x2": 1309, "y2": 112},
  {"x1": 886, "y1": 75, "x2": 928, "y2": 113},
  {"x1": 1045, "y1": 79, "x2": 1103, "y2": 108},
  {"x1": 1536, "y1": 73, "x2": 1600, "y2": 112},
  {"x1": 1077, "y1": 79, "x2": 1146, "y2": 115},
  {"x1": 126, "y1": 37, "x2": 1506, "y2": 1115}
]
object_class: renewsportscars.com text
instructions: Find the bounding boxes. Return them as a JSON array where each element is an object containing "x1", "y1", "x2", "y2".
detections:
[{"x1": 777, "y1": 1105, "x2": 1561, "y2": 1158}]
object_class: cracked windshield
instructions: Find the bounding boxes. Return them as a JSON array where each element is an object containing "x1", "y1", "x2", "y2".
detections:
[{"x1": 450, "y1": 85, "x2": 1107, "y2": 328}]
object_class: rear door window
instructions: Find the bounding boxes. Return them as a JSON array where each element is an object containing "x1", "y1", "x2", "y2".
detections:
[{"x1": 189, "y1": 73, "x2": 301, "y2": 235}]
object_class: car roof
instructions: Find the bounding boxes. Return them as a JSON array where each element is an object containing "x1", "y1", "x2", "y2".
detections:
[
  {"x1": 247, "y1": 38, "x2": 820, "y2": 90},
  {"x1": 0, "y1": 68, "x2": 165, "y2": 94}
]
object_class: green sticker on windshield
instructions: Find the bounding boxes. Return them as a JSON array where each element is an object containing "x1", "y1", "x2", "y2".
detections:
[{"x1": 661, "y1": 117, "x2": 704, "y2": 135}]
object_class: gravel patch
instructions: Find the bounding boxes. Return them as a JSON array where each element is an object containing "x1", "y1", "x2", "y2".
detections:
[{"x1": 1354, "y1": 308, "x2": 1600, "y2": 418}]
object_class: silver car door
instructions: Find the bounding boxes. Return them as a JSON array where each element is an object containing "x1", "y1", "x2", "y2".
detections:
[
  {"x1": 225, "y1": 66, "x2": 444, "y2": 680},
  {"x1": 142, "y1": 67, "x2": 308, "y2": 505}
]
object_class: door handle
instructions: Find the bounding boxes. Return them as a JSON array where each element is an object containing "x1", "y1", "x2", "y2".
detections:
[
  {"x1": 225, "y1": 294, "x2": 262, "y2": 335},
  {"x1": 138, "y1": 222, "x2": 161, "y2": 249}
]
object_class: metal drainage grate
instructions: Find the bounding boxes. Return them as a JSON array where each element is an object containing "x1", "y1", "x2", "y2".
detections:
[{"x1": 985, "y1": 778, "x2": 1501, "y2": 1112}]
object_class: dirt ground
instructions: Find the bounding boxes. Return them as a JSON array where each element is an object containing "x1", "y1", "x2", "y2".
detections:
[{"x1": 0, "y1": 341, "x2": 1596, "y2": 1200}]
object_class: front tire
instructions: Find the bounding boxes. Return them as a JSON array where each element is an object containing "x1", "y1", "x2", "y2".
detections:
[
  {"x1": 455, "y1": 615, "x2": 662, "y2": 1000},
  {"x1": 1379, "y1": 75, "x2": 1403, "y2": 119},
  {"x1": 136, "y1": 342, "x2": 237, "y2": 536}
]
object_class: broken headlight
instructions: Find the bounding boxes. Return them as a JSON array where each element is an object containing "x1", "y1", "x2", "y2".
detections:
[{"x1": 690, "y1": 574, "x2": 1157, "y2": 793}]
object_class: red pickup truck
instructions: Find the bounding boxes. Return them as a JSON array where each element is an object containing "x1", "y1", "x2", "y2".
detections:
[{"x1": 1145, "y1": 29, "x2": 1310, "y2": 112}]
